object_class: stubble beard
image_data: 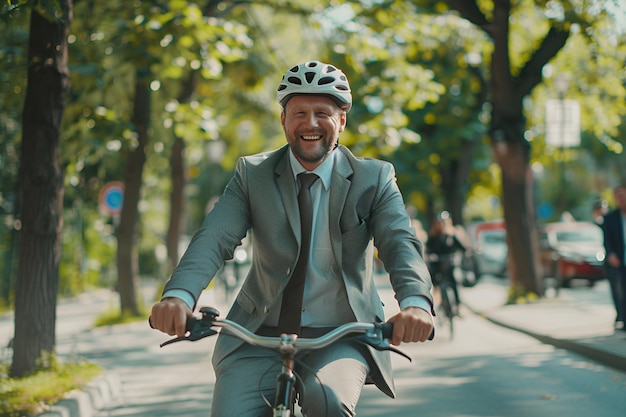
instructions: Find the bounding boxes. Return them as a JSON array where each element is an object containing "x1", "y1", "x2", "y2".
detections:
[{"x1": 291, "y1": 134, "x2": 336, "y2": 165}]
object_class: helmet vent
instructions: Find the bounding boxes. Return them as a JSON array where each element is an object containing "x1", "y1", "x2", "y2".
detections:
[
  {"x1": 305, "y1": 71, "x2": 316, "y2": 83},
  {"x1": 287, "y1": 76, "x2": 302, "y2": 85},
  {"x1": 318, "y1": 76, "x2": 334, "y2": 85}
]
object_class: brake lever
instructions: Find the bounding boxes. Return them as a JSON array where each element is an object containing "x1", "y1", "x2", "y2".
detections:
[
  {"x1": 159, "y1": 317, "x2": 218, "y2": 347},
  {"x1": 355, "y1": 334, "x2": 412, "y2": 362}
]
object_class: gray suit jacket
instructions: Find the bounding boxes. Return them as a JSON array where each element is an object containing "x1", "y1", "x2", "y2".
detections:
[{"x1": 164, "y1": 144, "x2": 433, "y2": 397}]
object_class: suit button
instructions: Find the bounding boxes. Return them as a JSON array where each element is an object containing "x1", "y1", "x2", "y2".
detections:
[
  {"x1": 286, "y1": 267, "x2": 291, "y2": 275},
  {"x1": 264, "y1": 306, "x2": 269, "y2": 314}
]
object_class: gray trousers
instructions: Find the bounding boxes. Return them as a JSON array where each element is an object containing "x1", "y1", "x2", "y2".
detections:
[
  {"x1": 210, "y1": 339, "x2": 370, "y2": 417},
  {"x1": 607, "y1": 265, "x2": 626, "y2": 322}
]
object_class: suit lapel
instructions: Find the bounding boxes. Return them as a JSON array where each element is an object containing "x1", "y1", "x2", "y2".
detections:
[
  {"x1": 275, "y1": 149, "x2": 300, "y2": 242},
  {"x1": 329, "y1": 147, "x2": 354, "y2": 265}
]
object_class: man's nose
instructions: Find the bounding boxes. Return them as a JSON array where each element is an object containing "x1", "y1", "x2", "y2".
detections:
[{"x1": 306, "y1": 113, "x2": 319, "y2": 126}]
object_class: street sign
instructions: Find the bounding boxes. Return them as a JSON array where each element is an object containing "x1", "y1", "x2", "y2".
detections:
[
  {"x1": 99, "y1": 181, "x2": 124, "y2": 216},
  {"x1": 545, "y1": 98, "x2": 581, "y2": 147}
]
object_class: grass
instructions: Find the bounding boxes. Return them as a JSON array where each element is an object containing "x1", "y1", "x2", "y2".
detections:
[
  {"x1": 0, "y1": 304, "x2": 140, "y2": 417},
  {"x1": 94, "y1": 305, "x2": 148, "y2": 327},
  {"x1": 0, "y1": 357, "x2": 102, "y2": 417},
  {"x1": 93, "y1": 306, "x2": 149, "y2": 327},
  {"x1": 0, "y1": 291, "x2": 157, "y2": 417}
]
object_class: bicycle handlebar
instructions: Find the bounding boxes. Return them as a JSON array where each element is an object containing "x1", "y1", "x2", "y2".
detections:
[{"x1": 156, "y1": 306, "x2": 412, "y2": 361}]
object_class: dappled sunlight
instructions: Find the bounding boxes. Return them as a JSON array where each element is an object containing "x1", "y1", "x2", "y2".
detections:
[{"x1": 360, "y1": 347, "x2": 625, "y2": 417}]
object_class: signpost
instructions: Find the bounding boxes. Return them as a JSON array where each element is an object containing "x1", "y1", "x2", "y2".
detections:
[{"x1": 545, "y1": 75, "x2": 580, "y2": 219}]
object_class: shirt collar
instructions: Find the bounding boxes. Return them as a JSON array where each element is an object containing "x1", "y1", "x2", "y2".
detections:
[{"x1": 288, "y1": 148, "x2": 335, "y2": 190}]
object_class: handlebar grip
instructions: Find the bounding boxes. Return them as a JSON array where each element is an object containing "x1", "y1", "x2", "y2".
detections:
[{"x1": 380, "y1": 322, "x2": 394, "y2": 339}]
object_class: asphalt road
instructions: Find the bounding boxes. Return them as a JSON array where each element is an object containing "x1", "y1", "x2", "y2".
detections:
[
  {"x1": 357, "y1": 289, "x2": 626, "y2": 417},
  {"x1": 3, "y1": 273, "x2": 625, "y2": 417}
]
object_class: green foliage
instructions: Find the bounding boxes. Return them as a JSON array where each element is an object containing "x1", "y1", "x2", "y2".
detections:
[
  {"x1": 524, "y1": 2, "x2": 626, "y2": 219},
  {"x1": 320, "y1": 2, "x2": 494, "y2": 220},
  {"x1": 0, "y1": 355, "x2": 101, "y2": 417},
  {"x1": 401, "y1": 0, "x2": 626, "y2": 222},
  {"x1": 59, "y1": 208, "x2": 117, "y2": 296},
  {"x1": 1, "y1": 0, "x2": 625, "y2": 304}
]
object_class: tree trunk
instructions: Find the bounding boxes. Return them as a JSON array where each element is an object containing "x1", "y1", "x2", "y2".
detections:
[
  {"x1": 489, "y1": 0, "x2": 542, "y2": 298},
  {"x1": 494, "y1": 141, "x2": 542, "y2": 297},
  {"x1": 440, "y1": 138, "x2": 476, "y2": 226},
  {"x1": 116, "y1": 72, "x2": 150, "y2": 316},
  {"x1": 166, "y1": 71, "x2": 196, "y2": 273},
  {"x1": 11, "y1": 1, "x2": 72, "y2": 377},
  {"x1": 166, "y1": 137, "x2": 186, "y2": 272}
]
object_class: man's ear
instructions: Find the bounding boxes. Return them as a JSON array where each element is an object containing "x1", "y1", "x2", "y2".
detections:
[{"x1": 339, "y1": 110, "x2": 347, "y2": 132}]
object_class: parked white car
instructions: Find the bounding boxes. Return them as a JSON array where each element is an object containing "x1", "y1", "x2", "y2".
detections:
[{"x1": 466, "y1": 221, "x2": 508, "y2": 278}]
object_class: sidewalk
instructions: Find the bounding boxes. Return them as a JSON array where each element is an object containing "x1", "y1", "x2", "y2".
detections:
[
  {"x1": 2, "y1": 276, "x2": 625, "y2": 417},
  {"x1": 461, "y1": 278, "x2": 626, "y2": 372}
]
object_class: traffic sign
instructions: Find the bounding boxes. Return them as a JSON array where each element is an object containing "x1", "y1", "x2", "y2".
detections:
[
  {"x1": 99, "y1": 181, "x2": 124, "y2": 216},
  {"x1": 545, "y1": 98, "x2": 580, "y2": 147}
]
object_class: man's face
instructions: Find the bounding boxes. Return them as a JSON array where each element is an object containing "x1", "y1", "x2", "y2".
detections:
[
  {"x1": 281, "y1": 95, "x2": 346, "y2": 171},
  {"x1": 615, "y1": 186, "x2": 626, "y2": 212}
]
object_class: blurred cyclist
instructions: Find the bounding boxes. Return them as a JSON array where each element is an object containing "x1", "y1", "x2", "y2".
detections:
[{"x1": 426, "y1": 211, "x2": 466, "y2": 312}]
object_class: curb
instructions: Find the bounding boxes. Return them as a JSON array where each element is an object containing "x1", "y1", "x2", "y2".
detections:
[
  {"x1": 34, "y1": 372, "x2": 122, "y2": 417},
  {"x1": 479, "y1": 312, "x2": 626, "y2": 373},
  {"x1": 465, "y1": 303, "x2": 626, "y2": 373}
]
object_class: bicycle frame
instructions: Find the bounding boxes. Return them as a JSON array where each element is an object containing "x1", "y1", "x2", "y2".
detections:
[{"x1": 273, "y1": 354, "x2": 297, "y2": 416}]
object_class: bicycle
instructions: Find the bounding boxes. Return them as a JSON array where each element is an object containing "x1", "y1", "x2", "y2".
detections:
[
  {"x1": 427, "y1": 252, "x2": 460, "y2": 339},
  {"x1": 156, "y1": 306, "x2": 413, "y2": 417}
]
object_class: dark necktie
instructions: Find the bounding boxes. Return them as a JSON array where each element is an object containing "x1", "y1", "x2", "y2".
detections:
[{"x1": 277, "y1": 173, "x2": 319, "y2": 335}]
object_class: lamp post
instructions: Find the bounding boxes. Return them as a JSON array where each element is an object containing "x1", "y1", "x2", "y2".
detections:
[{"x1": 553, "y1": 74, "x2": 570, "y2": 220}]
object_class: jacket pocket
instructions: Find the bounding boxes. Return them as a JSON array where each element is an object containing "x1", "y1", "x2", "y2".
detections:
[{"x1": 342, "y1": 220, "x2": 371, "y2": 256}]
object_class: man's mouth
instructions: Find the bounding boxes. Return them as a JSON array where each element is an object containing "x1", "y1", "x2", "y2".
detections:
[{"x1": 301, "y1": 135, "x2": 322, "y2": 141}]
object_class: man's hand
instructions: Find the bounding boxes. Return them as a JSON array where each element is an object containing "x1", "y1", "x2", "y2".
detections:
[
  {"x1": 149, "y1": 297, "x2": 193, "y2": 338},
  {"x1": 386, "y1": 307, "x2": 434, "y2": 346},
  {"x1": 608, "y1": 253, "x2": 621, "y2": 268}
]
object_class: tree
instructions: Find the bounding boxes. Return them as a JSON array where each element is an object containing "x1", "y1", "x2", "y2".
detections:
[
  {"x1": 11, "y1": 0, "x2": 73, "y2": 377},
  {"x1": 396, "y1": 0, "x2": 624, "y2": 299},
  {"x1": 115, "y1": 70, "x2": 150, "y2": 316},
  {"x1": 443, "y1": 0, "x2": 615, "y2": 298}
]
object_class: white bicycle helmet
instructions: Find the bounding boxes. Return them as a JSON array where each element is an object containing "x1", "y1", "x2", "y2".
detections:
[{"x1": 276, "y1": 61, "x2": 352, "y2": 112}]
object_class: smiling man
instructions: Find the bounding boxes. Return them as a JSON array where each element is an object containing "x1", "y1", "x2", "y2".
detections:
[{"x1": 149, "y1": 61, "x2": 434, "y2": 417}]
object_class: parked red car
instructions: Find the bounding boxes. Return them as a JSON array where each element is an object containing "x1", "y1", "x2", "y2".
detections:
[{"x1": 537, "y1": 221, "x2": 606, "y2": 288}]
